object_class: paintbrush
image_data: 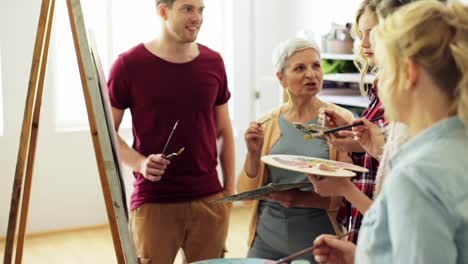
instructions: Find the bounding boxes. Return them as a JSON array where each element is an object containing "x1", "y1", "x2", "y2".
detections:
[
  {"x1": 322, "y1": 112, "x2": 326, "y2": 127},
  {"x1": 257, "y1": 117, "x2": 271, "y2": 126},
  {"x1": 161, "y1": 120, "x2": 179, "y2": 156},
  {"x1": 293, "y1": 122, "x2": 323, "y2": 134},
  {"x1": 272, "y1": 231, "x2": 354, "y2": 264},
  {"x1": 307, "y1": 116, "x2": 384, "y2": 139}
]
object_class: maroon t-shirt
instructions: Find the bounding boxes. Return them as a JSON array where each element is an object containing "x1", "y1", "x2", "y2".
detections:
[{"x1": 108, "y1": 43, "x2": 231, "y2": 210}]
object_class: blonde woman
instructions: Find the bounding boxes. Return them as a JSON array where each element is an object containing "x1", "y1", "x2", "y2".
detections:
[
  {"x1": 312, "y1": 1, "x2": 468, "y2": 263},
  {"x1": 313, "y1": 0, "x2": 384, "y2": 244},
  {"x1": 237, "y1": 37, "x2": 353, "y2": 263},
  {"x1": 309, "y1": 0, "x2": 446, "y2": 240}
]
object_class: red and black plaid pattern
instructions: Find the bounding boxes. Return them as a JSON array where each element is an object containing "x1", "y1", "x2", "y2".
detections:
[{"x1": 338, "y1": 85, "x2": 385, "y2": 243}]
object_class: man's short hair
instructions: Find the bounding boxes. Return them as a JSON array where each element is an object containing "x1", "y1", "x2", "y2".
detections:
[{"x1": 156, "y1": 0, "x2": 176, "y2": 7}]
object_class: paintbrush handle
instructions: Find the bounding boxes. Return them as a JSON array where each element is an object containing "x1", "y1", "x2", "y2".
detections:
[
  {"x1": 161, "y1": 120, "x2": 179, "y2": 155},
  {"x1": 322, "y1": 116, "x2": 383, "y2": 135},
  {"x1": 258, "y1": 117, "x2": 271, "y2": 126}
]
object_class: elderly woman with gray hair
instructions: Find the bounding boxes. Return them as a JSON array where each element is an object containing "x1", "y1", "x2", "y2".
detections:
[{"x1": 236, "y1": 37, "x2": 354, "y2": 262}]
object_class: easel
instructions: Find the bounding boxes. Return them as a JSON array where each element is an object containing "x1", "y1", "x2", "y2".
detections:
[{"x1": 3, "y1": 0, "x2": 138, "y2": 263}]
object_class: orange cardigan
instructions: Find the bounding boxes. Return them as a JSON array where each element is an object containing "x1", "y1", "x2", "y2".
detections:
[{"x1": 237, "y1": 102, "x2": 355, "y2": 247}]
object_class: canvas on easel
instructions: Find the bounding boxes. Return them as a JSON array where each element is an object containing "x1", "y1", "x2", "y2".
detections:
[
  {"x1": 88, "y1": 30, "x2": 129, "y2": 216},
  {"x1": 3, "y1": 0, "x2": 137, "y2": 263}
]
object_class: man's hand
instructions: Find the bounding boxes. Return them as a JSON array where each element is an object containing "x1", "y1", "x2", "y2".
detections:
[
  {"x1": 313, "y1": 234, "x2": 356, "y2": 264},
  {"x1": 138, "y1": 154, "x2": 171, "y2": 182}
]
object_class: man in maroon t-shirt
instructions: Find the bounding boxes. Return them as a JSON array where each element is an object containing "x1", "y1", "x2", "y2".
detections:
[{"x1": 108, "y1": 0, "x2": 235, "y2": 262}]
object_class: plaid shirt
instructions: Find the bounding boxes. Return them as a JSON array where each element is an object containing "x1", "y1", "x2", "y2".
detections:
[{"x1": 338, "y1": 85, "x2": 386, "y2": 243}]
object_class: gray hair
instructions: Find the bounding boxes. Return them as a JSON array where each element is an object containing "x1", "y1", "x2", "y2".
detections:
[{"x1": 272, "y1": 37, "x2": 321, "y2": 73}]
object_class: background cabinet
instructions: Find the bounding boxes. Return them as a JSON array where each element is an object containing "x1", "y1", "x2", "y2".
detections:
[{"x1": 319, "y1": 53, "x2": 374, "y2": 115}]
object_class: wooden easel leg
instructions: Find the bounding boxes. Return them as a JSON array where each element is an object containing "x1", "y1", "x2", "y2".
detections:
[
  {"x1": 5, "y1": 0, "x2": 136, "y2": 262},
  {"x1": 14, "y1": 0, "x2": 56, "y2": 263},
  {"x1": 66, "y1": 0, "x2": 128, "y2": 263},
  {"x1": 3, "y1": 0, "x2": 55, "y2": 263}
]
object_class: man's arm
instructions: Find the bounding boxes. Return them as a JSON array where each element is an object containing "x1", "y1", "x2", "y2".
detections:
[
  {"x1": 112, "y1": 107, "x2": 169, "y2": 182},
  {"x1": 112, "y1": 107, "x2": 145, "y2": 171},
  {"x1": 215, "y1": 103, "x2": 235, "y2": 195}
]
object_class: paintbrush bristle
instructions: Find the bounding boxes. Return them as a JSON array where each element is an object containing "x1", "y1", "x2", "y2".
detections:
[
  {"x1": 304, "y1": 132, "x2": 323, "y2": 141},
  {"x1": 310, "y1": 132, "x2": 323, "y2": 138}
]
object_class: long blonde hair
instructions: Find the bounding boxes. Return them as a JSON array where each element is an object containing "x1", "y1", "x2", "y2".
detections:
[
  {"x1": 351, "y1": 0, "x2": 379, "y2": 96},
  {"x1": 373, "y1": 0, "x2": 468, "y2": 127}
]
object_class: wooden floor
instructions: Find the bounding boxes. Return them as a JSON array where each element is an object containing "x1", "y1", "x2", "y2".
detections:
[{"x1": 0, "y1": 206, "x2": 252, "y2": 263}]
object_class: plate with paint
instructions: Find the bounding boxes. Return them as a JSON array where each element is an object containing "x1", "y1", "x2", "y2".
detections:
[{"x1": 261, "y1": 154, "x2": 368, "y2": 177}]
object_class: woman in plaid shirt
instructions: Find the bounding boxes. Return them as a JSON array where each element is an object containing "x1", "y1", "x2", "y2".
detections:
[
  {"x1": 311, "y1": 1, "x2": 468, "y2": 262},
  {"x1": 309, "y1": 0, "x2": 446, "y2": 244},
  {"x1": 313, "y1": 0, "x2": 384, "y2": 243}
]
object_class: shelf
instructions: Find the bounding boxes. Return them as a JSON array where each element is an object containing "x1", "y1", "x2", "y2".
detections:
[
  {"x1": 322, "y1": 53, "x2": 355, "y2": 60},
  {"x1": 319, "y1": 88, "x2": 370, "y2": 108},
  {"x1": 324, "y1": 73, "x2": 375, "y2": 84}
]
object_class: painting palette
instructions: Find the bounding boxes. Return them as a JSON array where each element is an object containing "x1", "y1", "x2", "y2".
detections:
[
  {"x1": 262, "y1": 154, "x2": 368, "y2": 177},
  {"x1": 209, "y1": 182, "x2": 313, "y2": 203}
]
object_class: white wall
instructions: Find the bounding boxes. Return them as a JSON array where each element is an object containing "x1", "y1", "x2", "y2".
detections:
[{"x1": 0, "y1": 0, "x2": 360, "y2": 236}]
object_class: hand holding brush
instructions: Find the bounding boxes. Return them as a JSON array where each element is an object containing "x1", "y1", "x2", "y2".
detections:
[
  {"x1": 343, "y1": 117, "x2": 386, "y2": 160},
  {"x1": 308, "y1": 116, "x2": 384, "y2": 139},
  {"x1": 319, "y1": 117, "x2": 386, "y2": 160},
  {"x1": 272, "y1": 231, "x2": 354, "y2": 264}
]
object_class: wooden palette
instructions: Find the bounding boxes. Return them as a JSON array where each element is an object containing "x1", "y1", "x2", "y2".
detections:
[
  {"x1": 262, "y1": 154, "x2": 368, "y2": 177},
  {"x1": 209, "y1": 182, "x2": 312, "y2": 203}
]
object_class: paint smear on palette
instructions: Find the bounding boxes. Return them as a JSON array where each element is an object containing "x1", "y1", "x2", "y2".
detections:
[{"x1": 272, "y1": 156, "x2": 351, "y2": 170}]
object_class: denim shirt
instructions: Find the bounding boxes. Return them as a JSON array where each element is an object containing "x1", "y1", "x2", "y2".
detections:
[{"x1": 355, "y1": 116, "x2": 468, "y2": 264}]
